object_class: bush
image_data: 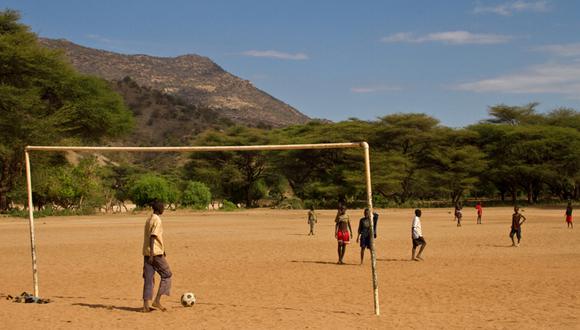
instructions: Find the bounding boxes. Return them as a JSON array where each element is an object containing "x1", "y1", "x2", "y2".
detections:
[
  {"x1": 181, "y1": 181, "x2": 212, "y2": 209},
  {"x1": 129, "y1": 174, "x2": 174, "y2": 207},
  {"x1": 278, "y1": 197, "x2": 304, "y2": 209},
  {"x1": 221, "y1": 199, "x2": 237, "y2": 211}
]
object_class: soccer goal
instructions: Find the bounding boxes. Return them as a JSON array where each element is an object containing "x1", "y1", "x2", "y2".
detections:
[{"x1": 24, "y1": 142, "x2": 380, "y2": 315}]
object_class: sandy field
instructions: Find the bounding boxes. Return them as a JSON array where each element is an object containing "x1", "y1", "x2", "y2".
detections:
[{"x1": 0, "y1": 207, "x2": 578, "y2": 329}]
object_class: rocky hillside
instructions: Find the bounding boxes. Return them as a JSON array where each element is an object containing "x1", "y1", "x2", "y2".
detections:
[
  {"x1": 40, "y1": 38, "x2": 310, "y2": 127},
  {"x1": 111, "y1": 76, "x2": 232, "y2": 146}
]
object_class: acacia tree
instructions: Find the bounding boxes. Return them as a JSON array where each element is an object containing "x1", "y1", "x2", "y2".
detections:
[
  {"x1": 424, "y1": 129, "x2": 487, "y2": 203},
  {"x1": 185, "y1": 126, "x2": 272, "y2": 207},
  {"x1": 370, "y1": 113, "x2": 440, "y2": 203},
  {"x1": 0, "y1": 10, "x2": 133, "y2": 210}
]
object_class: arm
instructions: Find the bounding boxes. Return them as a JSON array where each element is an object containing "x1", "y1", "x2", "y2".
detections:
[
  {"x1": 148, "y1": 235, "x2": 156, "y2": 264},
  {"x1": 520, "y1": 214, "x2": 527, "y2": 225},
  {"x1": 348, "y1": 220, "x2": 353, "y2": 237},
  {"x1": 335, "y1": 221, "x2": 338, "y2": 238}
]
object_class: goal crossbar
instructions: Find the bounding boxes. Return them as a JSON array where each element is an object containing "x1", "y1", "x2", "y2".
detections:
[{"x1": 24, "y1": 142, "x2": 380, "y2": 315}]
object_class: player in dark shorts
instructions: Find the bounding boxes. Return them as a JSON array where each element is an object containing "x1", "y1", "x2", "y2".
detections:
[
  {"x1": 356, "y1": 208, "x2": 373, "y2": 265},
  {"x1": 510, "y1": 206, "x2": 527, "y2": 247},
  {"x1": 565, "y1": 202, "x2": 573, "y2": 229},
  {"x1": 335, "y1": 206, "x2": 352, "y2": 264},
  {"x1": 454, "y1": 203, "x2": 463, "y2": 227}
]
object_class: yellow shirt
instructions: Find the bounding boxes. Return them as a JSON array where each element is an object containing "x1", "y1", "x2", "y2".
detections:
[{"x1": 143, "y1": 213, "x2": 165, "y2": 256}]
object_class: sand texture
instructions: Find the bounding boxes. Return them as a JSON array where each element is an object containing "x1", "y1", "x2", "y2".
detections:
[{"x1": 0, "y1": 207, "x2": 578, "y2": 329}]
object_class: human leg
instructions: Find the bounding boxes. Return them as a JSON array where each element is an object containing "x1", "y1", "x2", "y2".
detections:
[
  {"x1": 151, "y1": 256, "x2": 172, "y2": 311},
  {"x1": 142, "y1": 257, "x2": 156, "y2": 312},
  {"x1": 416, "y1": 239, "x2": 426, "y2": 260}
]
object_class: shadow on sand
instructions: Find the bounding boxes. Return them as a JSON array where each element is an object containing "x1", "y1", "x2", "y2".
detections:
[
  {"x1": 290, "y1": 260, "x2": 357, "y2": 266},
  {"x1": 376, "y1": 258, "x2": 412, "y2": 262},
  {"x1": 479, "y1": 244, "x2": 515, "y2": 248},
  {"x1": 197, "y1": 301, "x2": 362, "y2": 316},
  {"x1": 72, "y1": 303, "x2": 143, "y2": 313}
]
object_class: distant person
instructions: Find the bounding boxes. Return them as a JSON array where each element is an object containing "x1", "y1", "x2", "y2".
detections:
[
  {"x1": 307, "y1": 206, "x2": 317, "y2": 235},
  {"x1": 142, "y1": 201, "x2": 173, "y2": 312},
  {"x1": 335, "y1": 206, "x2": 352, "y2": 264},
  {"x1": 565, "y1": 202, "x2": 573, "y2": 229},
  {"x1": 475, "y1": 202, "x2": 483, "y2": 224},
  {"x1": 510, "y1": 206, "x2": 527, "y2": 247},
  {"x1": 454, "y1": 203, "x2": 463, "y2": 227},
  {"x1": 372, "y1": 210, "x2": 379, "y2": 239},
  {"x1": 356, "y1": 208, "x2": 373, "y2": 265},
  {"x1": 411, "y1": 209, "x2": 427, "y2": 261}
]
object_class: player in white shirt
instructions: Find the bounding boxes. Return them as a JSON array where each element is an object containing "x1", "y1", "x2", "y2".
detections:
[{"x1": 411, "y1": 209, "x2": 427, "y2": 261}]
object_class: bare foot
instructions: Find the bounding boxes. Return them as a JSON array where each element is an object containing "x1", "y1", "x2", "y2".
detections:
[
  {"x1": 151, "y1": 302, "x2": 167, "y2": 312},
  {"x1": 416, "y1": 256, "x2": 424, "y2": 261},
  {"x1": 412, "y1": 258, "x2": 420, "y2": 261},
  {"x1": 142, "y1": 306, "x2": 152, "y2": 313}
]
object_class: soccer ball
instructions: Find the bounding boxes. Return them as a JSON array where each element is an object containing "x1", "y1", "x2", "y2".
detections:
[{"x1": 180, "y1": 292, "x2": 196, "y2": 307}]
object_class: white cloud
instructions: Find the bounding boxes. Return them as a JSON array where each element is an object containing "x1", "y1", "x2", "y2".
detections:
[
  {"x1": 473, "y1": 1, "x2": 550, "y2": 16},
  {"x1": 533, "y1": 43, "x2": 580, "y2": 57},
  {"x1": 454, "y1": 61, "x2": 580, "y2": 99},
  {"x1": 350, "y1": 85, "x2": 402, "y2": 93},
  {"x1": 381, "y1": 31, "x2": 512, "y2": 45},
  {"x1": 241, "y1": 50, "x2": 308, "y2": 60}
]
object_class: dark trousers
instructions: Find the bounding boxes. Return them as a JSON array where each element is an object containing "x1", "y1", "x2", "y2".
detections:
[{"x1": 143, "y1": 255, "x2": 172, "y2": 300}]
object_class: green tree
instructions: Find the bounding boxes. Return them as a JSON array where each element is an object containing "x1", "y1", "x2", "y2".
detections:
[
  {"x1": 485, "y1": 103, "x2": 544, "y2": 125},
  {"x1": 129, "y1": 174, "x2": 173, "y2": 207},
  {"x1": 185, "y1": 126, "x2": 272, "y2": 207},
  {"x1": 181, "y1": 181, "x2": 212, "y2": 209},
  {"x1": 424, "y1": 129, "x2": 487, "y2": 203},
  {"x1": 0, "y1": 10, "x2": 133, "y2": 210},
  {"x1": 370, "y1": 113, "x2": 440, "y2": 203}
]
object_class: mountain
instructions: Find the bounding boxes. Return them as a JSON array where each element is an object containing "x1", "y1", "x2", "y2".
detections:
[
  {"x1": 111, "y1": 76, "x2": 232, "y2": 146},
  {"x1": 40, "y1": 38, "x2": 310, "y2": 128}
]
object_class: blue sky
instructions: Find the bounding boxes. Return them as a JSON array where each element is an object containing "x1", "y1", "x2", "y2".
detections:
[{"x1": 5, "y1": 0, "x2": 580, "y2": 127}]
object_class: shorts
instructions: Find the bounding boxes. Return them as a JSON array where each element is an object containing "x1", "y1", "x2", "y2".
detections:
[
  {"x1": 510, "y1": 228, "x2": 522, "y2": 240},
  {"x1": 359, "y1": 235, "x2": 372, "y2": 249},
  {"x1": 412, "y1": 237, "x2": 426, "y2": 248},
  {"x1": 337, "y1": 230, "x2": 350, "y2": 244},
  {"x1": 566, "y1": 215, "x2": 573, "y2": 223}
]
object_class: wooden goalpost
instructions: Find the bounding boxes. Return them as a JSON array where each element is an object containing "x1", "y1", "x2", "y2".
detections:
[{"x1": 24, "y1": 142, "x2": 380, "y2": 315}]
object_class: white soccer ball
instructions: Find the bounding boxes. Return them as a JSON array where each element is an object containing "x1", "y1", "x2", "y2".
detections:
[{"x1": 180, "y1": 292, "x2": 196, "y2": 307}]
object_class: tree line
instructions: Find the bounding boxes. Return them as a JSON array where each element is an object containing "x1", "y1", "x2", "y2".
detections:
[{"x1": 1, "y1": 10, "x2": 579, "y2": 214}]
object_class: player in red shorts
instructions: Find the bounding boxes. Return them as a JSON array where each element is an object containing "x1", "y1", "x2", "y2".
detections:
[
  {"x1": 475, "y1": 202, "x2": 483, "y2": 224},
  {"x1": 565, "y1": 202, "x2": 573, "y2": 229},
  {"x1": 335, "y1": 206, "x2": 353, "y2": 264}
]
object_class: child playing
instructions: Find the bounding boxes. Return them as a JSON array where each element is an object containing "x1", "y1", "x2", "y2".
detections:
[
  {"x1": 142, "y1": 201, "x2": 173, "y2": 312},
  {"x1": 565, "y1": 202, "x2": 573, "y2": 229},
  {"x1": 475, "y1": 202, "x2": 483, "y2": 224},
  {"x1": 454, "y1": 203, "x2": 463, "y2": 227},
  {"x1": 510, "y1": 206, "x2": 527, "y2": 247},
  {"x1": 335, "y1": 206, "x2": 352, "y2": 264},
  {"x1": 411, "y1": 209, "x2": 427, "y2": 261},
  {"x1": 356, "y1": 208, "x2": 373, "y2": 265},
  {"x1": 307, "y1": 206, "x2": 317, "y2": 235}
]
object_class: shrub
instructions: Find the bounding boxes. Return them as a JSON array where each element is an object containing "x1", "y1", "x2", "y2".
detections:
[
  {"x1": 181, "y1": 181, "x2": 212, "y2": 209},
  {"x1": 129, "y1": 174, "x2": 173, "y2": 207},
  {"x1": 221, "y1": 199, "x2": 237, "y2": 211}
]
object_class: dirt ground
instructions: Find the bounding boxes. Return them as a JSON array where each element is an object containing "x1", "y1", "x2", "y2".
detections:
[{"x1": 0, "y1": 207, "x2": 578, "y2": 329}]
